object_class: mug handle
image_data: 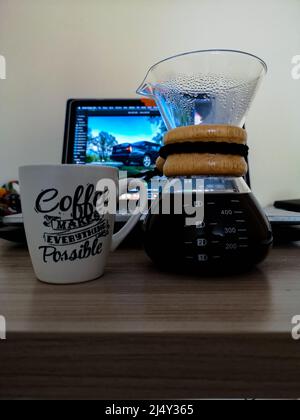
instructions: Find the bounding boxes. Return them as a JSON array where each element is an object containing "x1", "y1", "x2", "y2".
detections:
[{"x1": 111, "y1": 178, "x2": 147, "y2": 252}]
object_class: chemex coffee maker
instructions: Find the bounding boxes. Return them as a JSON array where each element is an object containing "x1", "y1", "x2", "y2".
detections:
[{"x1": 137, "y1": 49, "x2": 273, "y2": 274}]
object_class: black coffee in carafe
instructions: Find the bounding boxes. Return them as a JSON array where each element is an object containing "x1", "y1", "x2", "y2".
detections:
[{"x1": 143, "y1": 184, "x2": 272, "y2": 274}]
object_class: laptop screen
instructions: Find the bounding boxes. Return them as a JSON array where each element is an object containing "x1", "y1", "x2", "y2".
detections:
[{"x1": 64, "y1": 99, "x2": 167, "y2": 178}]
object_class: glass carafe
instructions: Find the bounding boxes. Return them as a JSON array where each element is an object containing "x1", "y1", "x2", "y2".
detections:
[{"x1": 137, "y1": 50, "x2": 273, "y2": 274}]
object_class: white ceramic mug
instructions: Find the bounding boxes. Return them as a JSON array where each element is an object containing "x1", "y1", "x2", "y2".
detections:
[{"x1": 19, "y1": 165, "x2": 146, "y2": 284}]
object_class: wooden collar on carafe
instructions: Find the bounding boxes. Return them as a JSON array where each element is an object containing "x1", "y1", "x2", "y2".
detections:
[{"x1": 156, "y1": 125, "x2": 248, "y2": 177}]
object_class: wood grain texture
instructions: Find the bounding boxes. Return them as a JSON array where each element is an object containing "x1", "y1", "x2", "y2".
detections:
[
  {"x1": 0, "y1": 241, "x2": 300, "y2": 399},
  {"x1": 164, "y1": 125, "x2": 247, "y2": 144}
]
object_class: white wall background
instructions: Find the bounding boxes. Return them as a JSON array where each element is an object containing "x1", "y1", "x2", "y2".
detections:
[{"x1": 0, "y1": 0, "x2": 300, "y2": 206}]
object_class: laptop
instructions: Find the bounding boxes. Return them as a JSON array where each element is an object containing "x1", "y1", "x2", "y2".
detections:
[{"x1": 3, "y1": 98, "x2": 300, "y2": 228}]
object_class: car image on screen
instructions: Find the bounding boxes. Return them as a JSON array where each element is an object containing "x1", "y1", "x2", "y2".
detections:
[
  {"x1": 86, "y1": 115, "x2": 167, "y2": 177},
  {"x1": 111, "y1": 141, "x2": 160, "y2": 169}
]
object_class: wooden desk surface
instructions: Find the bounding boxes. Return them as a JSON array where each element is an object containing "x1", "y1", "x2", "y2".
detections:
[{"x1": 0, "y1": 240, "x2": 300, "y2": 399}]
